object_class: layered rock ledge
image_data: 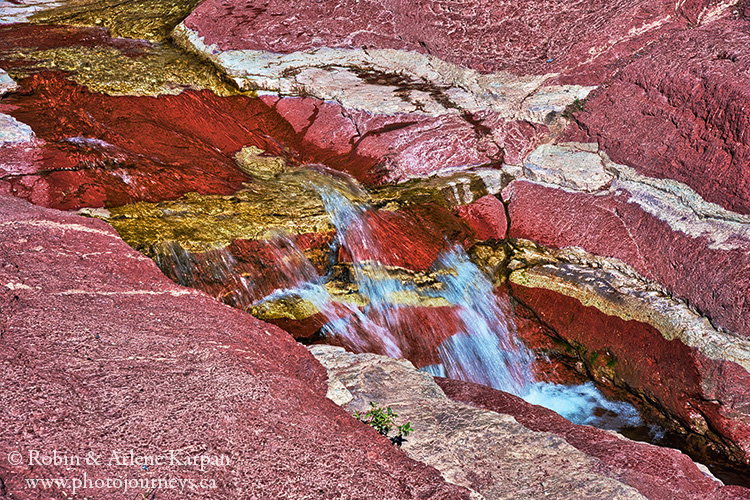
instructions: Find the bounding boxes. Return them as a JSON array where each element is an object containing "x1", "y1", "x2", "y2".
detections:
[{"x1": 3, "y1": 0, "x2": 750, "y2": 488}]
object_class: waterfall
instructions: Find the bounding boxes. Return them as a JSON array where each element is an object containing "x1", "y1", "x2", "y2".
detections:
[
  {"x1": 308, "y1": 178, "x2": 643, "y2": 429},
  {"x1": 174, "y1": 170, "x2": 643, "y2": 430},
  {"x1": 314, "y1": 182, "x2": 533, "y2": 395}
]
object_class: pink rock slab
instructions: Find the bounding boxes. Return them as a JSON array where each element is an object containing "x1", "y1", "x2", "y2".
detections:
[
  {"x1": 569, "y1": 18, "x2": 750, "y2": 214},
  {"x1": 185, "y1": 0, "x2": 719, "y2": 83},
  {"x1": 0, "y1": 193, "x2": 469, "y2": 499}
]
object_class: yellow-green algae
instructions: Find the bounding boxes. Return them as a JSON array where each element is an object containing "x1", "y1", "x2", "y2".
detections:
[
  {"x1": 107, "y1": 187, "x2": 333, "y2": 254},
  {"x1": 104, "y1": 162, "x2": 491, "y2": 254},
  {"x1": 30, "y1": 0, "x2": 202, "y2": 42},
  {"x1": 251, "y1": 265, "x2": 453, "y2": 322},
  {"x1": 369, "y1": 173, "x2": 488, "y2": 211},
  {"x1": 235, "y1": 146, "x2": 287, "y2": 180},
  {"x1": 8, "y1": 43, "x2": 242, "y2": 96},
  {"x1": 98, "y1": 162, "x2": 489, "y2": 321}
]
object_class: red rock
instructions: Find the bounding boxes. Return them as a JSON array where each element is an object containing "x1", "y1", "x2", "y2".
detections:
[
  {"x1": 339, "y1": 203, "x2": 473, "y2": 272},
  {"x1": 317, "y1": 304, "x2": 466, "y2": 365},
  {"x1": 509, "y1": 282, "x2": 750, "y2": 464},
  {"x1": 437, "y1": 377, "x2": 750, "y2": 500},
  {"x1": 0, "y1": 23, "x2": 143, "y2": 55},
  {"x1": 0, "y1": 193, "x2": 469, "y2": 499},
  {"x1": 184, "y1": 0, "x2": 720, "y2": 82},
  {"x1": 506, "y1": 179, "x2": 750, "y2": 341},
  {"x1": 262, "y1": 95, "x2": 538, "y2": 182},
  {"x1": 569, "y1": 19, "x2": 750, "y2": 214},
  {"x1": 0, "y1": 70, "x2": 386, "y2": 209},
  {"x1": 154, "y1": 235, "x2": 333, "y2": 311},
  {"x1": 456, "y1": 194, "x2": 507, "y2": 241}
]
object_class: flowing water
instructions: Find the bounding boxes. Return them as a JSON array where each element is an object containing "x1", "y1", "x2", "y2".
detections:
[{"x1": 247, "y1": 175, "x2": 646, "y2": 431}]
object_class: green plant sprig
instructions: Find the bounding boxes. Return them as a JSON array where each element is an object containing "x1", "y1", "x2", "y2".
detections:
[{"x1": 354, "y1": 402, "x2": 412, "y2": 446}]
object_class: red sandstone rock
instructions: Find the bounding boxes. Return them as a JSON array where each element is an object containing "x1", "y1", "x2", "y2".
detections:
[
  {"x1": 456, "y1": 194, "x2": 507, "y2": 241},
  {"x1": 0, "y1": 193, "x2": 470, "y2": 499},
  {"x1": 184, "y1": 0, "x2": 721, "y2": 83},
  {"x1": 337, "y1": 203, "x2": 473, "y2": 272},
  {"x1": 509, "y1": 282, "x2": 750, "y2": 463},
  {"x1": 437, "y1": 377, "x2": 750, "y2": 500},
  {"x1": 569, "y1": 19, "x2": 750, "y2": 214},
  {"x1": 505, "y1": 179, "x2": 750, "y2": 342},
  {"x1": 261, "y1": 95, "x2": 539, "y2": 182},
  {"x1": 1, "y1": 70, "x2": 401, "y2": 208}
]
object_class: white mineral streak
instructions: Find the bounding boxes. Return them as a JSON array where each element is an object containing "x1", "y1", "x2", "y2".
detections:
[
  {"x1": 511, "y1": 142, "x2": 750, "y2": 370},
  {"x1": 0, "y1": 69, "x2": 18, "y2": 96},
  {"x1": 0, "y1": 114, "x2": 35, "y2": 145},
  {"x1": 509, "y1": 249, "x2": 750, "y2": 372},
  {"x1": 0, "y1": 0, "x2": 61, "y2": 24},
  {"x1": 520, "y1": 142, "x2": 750, "y2": 251},
  {"x1": 173, "y1": 23, "x2": 595, "y2": 123}
]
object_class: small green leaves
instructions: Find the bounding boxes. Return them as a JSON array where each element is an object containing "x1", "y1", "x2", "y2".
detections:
[{"x1": 355, "y1": 401, "x2": 412, "y2": 447}]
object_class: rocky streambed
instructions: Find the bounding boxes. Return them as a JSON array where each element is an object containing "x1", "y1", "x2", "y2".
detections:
[{"x1": 2, "y1": 1, "x2": 750, "y2": 498}]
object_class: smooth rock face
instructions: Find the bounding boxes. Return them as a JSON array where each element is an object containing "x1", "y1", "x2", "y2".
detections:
[
  {"x1": 502, "y1": 238, "x2": 750, "y2": 463},
  {"x1": 310, "y1": 345, "x2": 647, "y2": 500},
  {"x1": 571, "y1": 18, "x2": 750, "y2": 214},
  {"x1": 0, "y1": 71, "x2": 391, "y2": 208},
  {"x1": 4, "y1": 0, "x2": 750, "y2": 489},
  {"x1": 437, "y1": 378, "x2": 750, "y2": 500},
  {"x1": 455, "y1": 194, "x2": 507, "y2": 241},
  {"x1": 0, "y1": 194, "x2": 470, "y2": 499},
  {"x1": 176, "y1": 21, "x2": 595, "y2": 121},
  {"x1": 0, "y1": 72, "x2": 42, "y2": 189},
  {"x1": 501, "y1": 140, "x2": 750, "y2": 462},
  {"x1": 523, "y1": 142, "x2": 613, "y2": 192},
  {"x1": 510, "y1": 279, "x2": 750, "y2": 462}
]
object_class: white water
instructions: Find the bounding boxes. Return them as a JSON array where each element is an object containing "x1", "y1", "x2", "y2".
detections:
[{"x1": 524, "y1": 382, "x2": 643, "y2": 429}]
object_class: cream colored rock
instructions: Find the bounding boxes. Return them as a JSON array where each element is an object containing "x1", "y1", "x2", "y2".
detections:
[
  {"x1": 173, "y1": 23, "x2": 594, "y2": 123},
  {"x1": 508, "y1": 241, "x2": 750, "y2": 372},
  {"x1": 0, "y1": 114, "x2": 35, "y2": 145},
  {"x1": 523, "y1": 142, "x2": 613, "y2": 192},
  {"x1": 517, "y1": 142, "x2": 750, "y2": 250},
  {"x1": 310, "y1": 345, "x2": 646, "y2": 500},
  {"x1": 0, "y1": 0, "x2": 60, "y2": 24},
  {"x1": 0, "y1": 69, "x2": 17, "y2": 96}
]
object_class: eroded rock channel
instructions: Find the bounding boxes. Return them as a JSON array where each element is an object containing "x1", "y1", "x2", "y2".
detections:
[{"x1": 2, "y1": 1, "x2": 750, "y2": 498}]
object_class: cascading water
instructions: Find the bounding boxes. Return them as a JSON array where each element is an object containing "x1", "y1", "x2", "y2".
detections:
[
  {"x1": 315, "y1": 183, "x2": 533, "y2": 394},
  {"x1": 423, "y1": 249, "x2": 532, "y2": 396},
  {"x1": 242, "y1": 172, "x2": 645, "y2": 430}
]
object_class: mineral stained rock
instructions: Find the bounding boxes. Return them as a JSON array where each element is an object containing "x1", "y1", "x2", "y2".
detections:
[
  {"x1": 569, "y1": 19, "x2": 750, "y2": 215},
  {"x1": 504, "y1": 143, "x2": 750, "y2": 461},
  {"x1": 506, "y1": 174, "x2": 750, "y2": 341},
  {"x1": 4, "y1": 0, "x2": 750, "y2": 490},
  {"x1": 181, "y1": 0, "x2": 723, "y2": 80}
]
